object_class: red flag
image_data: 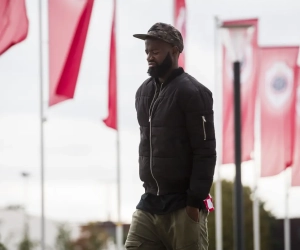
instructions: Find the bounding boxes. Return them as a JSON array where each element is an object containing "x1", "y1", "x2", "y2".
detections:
[
  {"x1": 174, "y1": 0, "x2": 186, "y2": 69},
  {"x1": 292, "y1": 67, "x2": 300, "y2": 186},
  {"x1": 0, "y1": 0, "x2": 28, "y2": 55},
  {"x1": 103, "y1": 0, "x2": 117, "y2": 130},
  {"x1": 222, "y1": 19, "x2": 258, "y2": 164},
  {"x1": 260, "y1": 47, "x2": 299, "y2": 177},
  {"x1": 49, "y1": 0, "x2": 94, "y2": 106},
  {"x1": 0, "y1": 0, "x2": 9, "y2": 38}
]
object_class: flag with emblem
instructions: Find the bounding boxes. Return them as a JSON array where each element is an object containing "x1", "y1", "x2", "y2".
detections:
[
  {"x1": 292, "y1": 66, "x2": 300, "y2": 185},
  {"x1": 260, "y1": 46, "x2": 299, "y2": 177},
  {"x1": 222, "y1": 19, "x2": 258, "y2": 164},
  {"x1": 174, "y1": 0, "x2": 186, "y2": 69}
]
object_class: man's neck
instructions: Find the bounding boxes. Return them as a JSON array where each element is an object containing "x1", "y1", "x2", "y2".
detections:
[{"x1": 158, "y1": 66, "x2": 179, "y2": 83}]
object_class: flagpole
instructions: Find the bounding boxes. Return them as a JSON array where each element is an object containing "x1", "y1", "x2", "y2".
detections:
[
  {"x1": 214, "y1": 16, "x2": 223, "y2": 250},
  {"x1": 116, "y1": 126, "x2": 123, "y2": 249},
  {"x1": 38, "y1": 0, "x2": 45, "y2": 249},
  {"x1": 284, "y1": 169, "x2": 291, "y2": 250},
  {"x1": 253, "y1": 92, "x2": 261, "y2": 250},
  {"x1": 114, "y1": 0, "x2": 123, "y2": 248}
]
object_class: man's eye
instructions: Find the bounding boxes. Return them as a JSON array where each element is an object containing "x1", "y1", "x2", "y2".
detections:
[{"x1": 153, "y1": 51, "x2": 159, "y2": 55}]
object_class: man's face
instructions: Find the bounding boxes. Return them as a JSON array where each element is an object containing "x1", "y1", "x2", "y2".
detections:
[{"x1": 145, "y1": 38, "x2": 174, "y2": 78}]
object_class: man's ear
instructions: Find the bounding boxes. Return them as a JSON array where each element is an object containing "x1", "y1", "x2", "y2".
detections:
[{"x1": 172, "y1": 46, "x2": 180, "y2": 56}]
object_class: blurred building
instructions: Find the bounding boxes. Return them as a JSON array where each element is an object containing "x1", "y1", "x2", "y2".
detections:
[
  {"x1": 0, "y1": 206, "x2": 131, "y2": 250},
  {"x1": 0, "y1": 206, "x2": 80, "y2": 250},
  {"x1": 72, "y1": 221, "x2": 130, "y2": 250}
]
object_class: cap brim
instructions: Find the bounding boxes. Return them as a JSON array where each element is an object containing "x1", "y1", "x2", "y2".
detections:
[
  {"x1": 133, "y1": 34, "x2": 160, "y2": 40},
  {"x1": 133, "y1": 34, "x2": 180, "y2": 51}
]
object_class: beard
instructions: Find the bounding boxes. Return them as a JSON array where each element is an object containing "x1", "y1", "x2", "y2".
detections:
[{"x1": 147, "y1": 53, "x2": 173, "y2": 78}]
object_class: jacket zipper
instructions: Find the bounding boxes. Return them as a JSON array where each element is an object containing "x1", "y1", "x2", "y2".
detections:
[
  {"x1": 202, "y1": 116, "x2": 207, "y2": 141},
  {"x1": 148, "y1": 83, "x2": 163, "y2": 196}
]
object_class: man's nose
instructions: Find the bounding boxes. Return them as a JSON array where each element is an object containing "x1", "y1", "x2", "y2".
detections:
[{"x1": 147, "y1": 53, "x2": 153, "y2": 62}]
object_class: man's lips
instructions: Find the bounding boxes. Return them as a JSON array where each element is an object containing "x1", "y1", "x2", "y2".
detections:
[{"x1": 148, "y1": 62, "x2": 156, "y2": 67}]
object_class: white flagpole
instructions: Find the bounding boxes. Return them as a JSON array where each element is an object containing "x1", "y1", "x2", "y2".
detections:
[
  {"x1": 114, "y1": 0, "x2": 123, "y2": 248},
  {"x1": 283, "y1": 48, "x2": 300, "y2": 250},
  {"x1": 214, "y1": 16, "x2": 223, "y2": 250},
  {"x1": 38, "y1": 0, "x2": 45, "y2": 249},
  {"x1": 253, "y1": 94, "x2": 261, "y2": 250},
  {"x1": 116, "y1": 128, "x2": 123, "y2": 250},
  {"x1": 284, "y1": 169, "x2": 291, "y2": 250}
]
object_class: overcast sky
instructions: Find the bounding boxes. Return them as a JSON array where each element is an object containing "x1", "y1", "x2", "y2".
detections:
[{"x1": 0, "y1": 0, "x2": 300, "y2": 224}]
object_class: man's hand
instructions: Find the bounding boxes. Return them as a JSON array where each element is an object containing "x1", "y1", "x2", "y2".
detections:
[{"x1": 186, "y1": 206, "x2": 199, "y2": 222}]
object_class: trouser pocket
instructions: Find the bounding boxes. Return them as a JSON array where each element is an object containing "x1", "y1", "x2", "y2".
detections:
[
  {"x1": 125, "y1": 210, "x2": 167, "y2": 250},
  {"x1": 199, "y1": 210, "x2": 209, "y2": 250},
  {"x1": 172, "y1": 208, "x2": 209, "y2": 250},
  {"x1": 172, "y1": 208, "x2": 200, "y2": 249},
  {"x1": 125, "y1": 240, "x2": 142, "y2": 249}
]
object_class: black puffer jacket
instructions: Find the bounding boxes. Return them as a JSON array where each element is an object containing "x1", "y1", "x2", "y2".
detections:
[{"x1": 135, "y1": 68, "x2": 216, "y2": 208}]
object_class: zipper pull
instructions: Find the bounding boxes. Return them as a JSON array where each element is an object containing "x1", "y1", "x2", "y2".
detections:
[
  {"x1": 202, "y1": 116, "x2": 207, "y2": 141},
  {"x1": 149, "y1": 116, "x2": 151, "y2": 122}
]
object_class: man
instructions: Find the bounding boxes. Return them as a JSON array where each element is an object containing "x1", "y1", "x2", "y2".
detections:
[{"x1": 125, "y1": 22, "x2": 216, "y2": 250}]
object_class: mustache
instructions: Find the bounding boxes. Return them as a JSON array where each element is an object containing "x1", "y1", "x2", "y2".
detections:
[{"x1": 148, "y1": 61, "x2": 157, "y2": 65}]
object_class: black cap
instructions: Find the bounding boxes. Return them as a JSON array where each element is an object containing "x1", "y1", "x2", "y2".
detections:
[{"x1": 133, "y1": 22, "x2": 184, "y2": 53}]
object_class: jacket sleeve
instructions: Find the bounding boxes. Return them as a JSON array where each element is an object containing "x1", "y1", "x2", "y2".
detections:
[{"x1": 184, "y1": 90, "x2": 216, "y2": 209}]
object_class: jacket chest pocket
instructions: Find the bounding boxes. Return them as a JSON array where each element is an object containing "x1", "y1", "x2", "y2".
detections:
[
  {"x1": 136, "y1": 96, "x2": 152, "y2": 126},
  {"x1": 151, "y1": 97, "x2": 185, "y2": 126}
]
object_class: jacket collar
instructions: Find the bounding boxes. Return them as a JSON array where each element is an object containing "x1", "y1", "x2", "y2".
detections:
[{"x1": 154, "y1": 67, "x2": 184, "y2": 88}]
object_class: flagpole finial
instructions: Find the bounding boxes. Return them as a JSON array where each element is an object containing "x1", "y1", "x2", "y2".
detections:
[{"x1": 214, "y1": 16, "x2": 222, "y2": 28}]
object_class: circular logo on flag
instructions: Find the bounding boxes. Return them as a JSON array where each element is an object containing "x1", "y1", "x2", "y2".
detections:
[
  {"x1": 265, "y1": 62, "x2": 294, "y2": 108},
  {"x1": 225, "y1": 44, "x2": 253, "y2": 85}
]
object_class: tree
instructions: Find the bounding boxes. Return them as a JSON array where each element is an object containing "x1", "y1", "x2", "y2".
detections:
[
  {"x1": 72, "y1": 222, "x2": 109, "y2": 250},
  {"x1": 208, "y1": 180, "x2": 278, "y2": 250},
  {"x1": 0, "y1": 242, "x2": 7, "y2": 250},
  {"x1": 55, "y1": 223, "x2": 75, "y2": 250},
  {"x1": 17, "y1": 232, "x2": 37, "y2": 250},
  {"x1": 0, "y1": 235, "x2": 8, "y2": 250}
]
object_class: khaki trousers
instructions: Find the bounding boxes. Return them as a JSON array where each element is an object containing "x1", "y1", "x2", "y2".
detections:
[{"x1": 125, "y1": 208, "x2": 209, "y2": 250}]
